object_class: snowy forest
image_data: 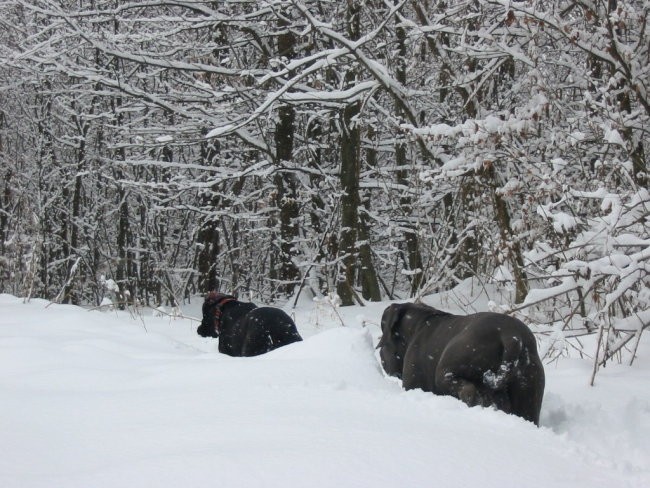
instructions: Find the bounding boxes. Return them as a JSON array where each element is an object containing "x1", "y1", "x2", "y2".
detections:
[{"x1": 0, "y1": 1, "x2": 648, "y2": 359}]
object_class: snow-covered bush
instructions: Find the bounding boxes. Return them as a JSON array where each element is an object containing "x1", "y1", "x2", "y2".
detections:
[{"x1": 519, "y1": 187, "x2": 649, "y2": 375}]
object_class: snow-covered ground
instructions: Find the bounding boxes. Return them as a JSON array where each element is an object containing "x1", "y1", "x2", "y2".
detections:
[{"x1": 1, "y1": 291, "x2": 648, "y2": 488}]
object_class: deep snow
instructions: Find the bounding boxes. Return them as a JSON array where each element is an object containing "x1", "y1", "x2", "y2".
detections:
[{"x1": 1, "y1": 292, "x2": 648, "y2": 488}]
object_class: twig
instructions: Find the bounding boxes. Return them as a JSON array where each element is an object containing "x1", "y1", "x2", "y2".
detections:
[
  {"x1": 86, "y1": 302, "x2": 201, "y2": 323},
  {"x1": 590, "y1": 321, "x2": 606, "y2": 386},
  {"x1": 292, "y1": 199, "x2": 340, "y2": 309}
]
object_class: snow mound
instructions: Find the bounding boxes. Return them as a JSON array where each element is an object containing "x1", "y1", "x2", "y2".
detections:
[{"x1": 0, "y1": 294, "x2": 647, "y2": 488}]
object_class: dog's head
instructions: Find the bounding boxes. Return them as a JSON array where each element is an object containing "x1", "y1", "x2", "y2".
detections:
[
  {"x1": 199, "y1": 292, "x2": 236, "y2": 337},
  {"x1": 377, "y1": 303, "x2": 408, "y2": 378}
]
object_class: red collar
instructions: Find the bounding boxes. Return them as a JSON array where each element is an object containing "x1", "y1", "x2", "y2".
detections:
[{"x1": 212, "y1": 295, "x2": 236, "y2": 334}]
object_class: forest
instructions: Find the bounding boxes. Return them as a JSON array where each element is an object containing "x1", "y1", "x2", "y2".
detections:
[{"x1": 0, "y1": 1, "x2": 648, "y2": 362}]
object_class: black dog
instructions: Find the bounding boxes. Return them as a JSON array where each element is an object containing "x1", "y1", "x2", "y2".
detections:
[
  {"x1": 377, "y1": 303, "x2": 545, "y2": 425},
  {"x1": 197, "y1": 292, "x2": 302, "y2": 356}
]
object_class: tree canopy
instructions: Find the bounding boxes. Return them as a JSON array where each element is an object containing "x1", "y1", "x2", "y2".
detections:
[{"x1": 1, "y1": 1, "x2": 648, "y2": 367}]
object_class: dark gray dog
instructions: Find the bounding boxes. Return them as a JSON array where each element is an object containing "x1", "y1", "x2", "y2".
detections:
[
  {"x1": 377, "y1": 303, "x2": 545, "y2": 425},
  {"x1": 197, "y1": 292, "x2": 302, "y2": 357}
]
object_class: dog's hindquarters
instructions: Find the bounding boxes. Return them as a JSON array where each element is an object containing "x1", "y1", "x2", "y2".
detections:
[
  {"x1": 434, "y1": 315, "x2": 544, "y2": 425},
  {"x1": 241, "y1": 307, "x2": 302, "y2": 356}
]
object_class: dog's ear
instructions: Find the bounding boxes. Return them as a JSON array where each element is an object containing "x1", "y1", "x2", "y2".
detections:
[{"x1": 377, "y1": 303, "x2": 405, "y2": 348}]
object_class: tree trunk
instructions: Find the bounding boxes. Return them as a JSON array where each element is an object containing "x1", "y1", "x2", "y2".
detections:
[
  {"x1": 196, "y1": 135, "x2": 221, "y2": 294},
  {"x1": 272, "y1": 12, "x2": 300, "y2": 297},
  {"x1": 273, "y1": 105, "x2": 300, "y2": 296},
  {"x1": 335, "y1": 1, "x2": 381, "y2": 305},
  {"x1": 337, "y1": 101, "x2": 361, "y2": 306},
  {"x1": 487, "y1": 167, "x2": 529, "y2": 303},
  {"x1": 395, "y1": 16, "x2": 423, "y2": 295}
]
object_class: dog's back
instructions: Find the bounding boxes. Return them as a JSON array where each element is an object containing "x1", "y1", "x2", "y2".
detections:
[{"x1": 241, "y1": 307, "x2": 302, "y2": 356}]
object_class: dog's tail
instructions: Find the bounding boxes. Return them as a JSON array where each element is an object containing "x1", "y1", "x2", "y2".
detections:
[{"x1": 483, "y1": 335, "x2": 524, "y2": 391}]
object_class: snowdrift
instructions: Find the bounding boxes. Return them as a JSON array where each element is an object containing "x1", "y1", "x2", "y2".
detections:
[{"x1": 1, "y1": 294, "x2": 648, "y2": 488}]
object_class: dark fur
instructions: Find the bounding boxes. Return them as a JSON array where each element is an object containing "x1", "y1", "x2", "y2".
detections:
[
  {"x1": 378, "y1": 303, "x2": 545, "y2": 425},
  {"x1": 197, "y1": 294, "x2": 302, "y2": 356}
]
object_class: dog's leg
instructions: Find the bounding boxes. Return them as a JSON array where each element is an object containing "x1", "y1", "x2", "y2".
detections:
[
  {"x1": 507, "y1": 355, "x2": 545, "y2": 425},
  {"x1": 435, "y1": 369, "x2": 483, "y2": 407}
]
